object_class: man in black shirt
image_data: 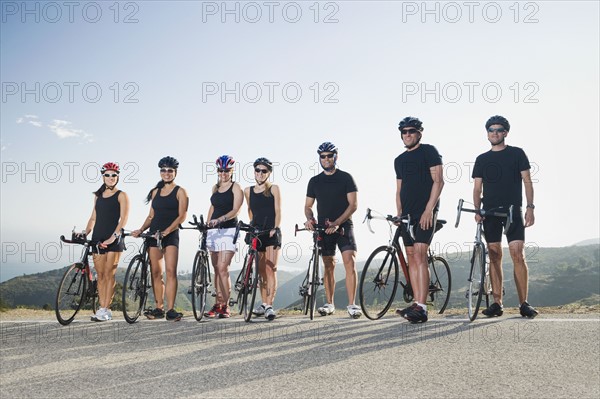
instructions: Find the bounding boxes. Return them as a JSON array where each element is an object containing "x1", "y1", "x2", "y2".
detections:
[
  {"x1": 304, "y1": 142, "x2": 362, "y2": 319},
  {"x1": 394, "y1": 117, "x2": 445, "y2": 323},
  {"x1": 472, "y1": 115, "x2": 538, "y2": 318}
]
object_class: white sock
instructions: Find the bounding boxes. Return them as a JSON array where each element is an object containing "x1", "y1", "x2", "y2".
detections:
[{"x1": 417, "y1": 303, "x2": 427, "y2": 312}]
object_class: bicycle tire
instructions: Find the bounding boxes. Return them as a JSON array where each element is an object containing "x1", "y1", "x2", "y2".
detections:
[
  {"x1": 428, "y1": 256, "x2": 451, "y2": 314},
  {"x1": 359, "y1": 246, "x2": 399, "y2": 320},
  {"x1": 191, "y1": 251, "x2": 209, "y2": 322},
  {"x1": 467, "y1": 244, "x2": 486, "y2": 321},
  {"x1": 243, "y1": 253, "x2": 260, "y2": 322},
  {"x1": 234, "y1": 254, "x2": 249, "y2": 315},
  {"x1": 300, "y1": 267, "x2": 311, "y2": 316},
  {"x1": 309, "y1": 248, "x2": 320, "y2": 320},
  {"x1": 122, "y1": 255, "x2": 147, "y2": 324},
  {"x1": 55, "y1": 263, "x2": 87, "y2": 325}
]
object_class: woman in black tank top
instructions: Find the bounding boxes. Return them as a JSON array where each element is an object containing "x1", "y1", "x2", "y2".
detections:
[
  {"x1": 243, "y1": 157, "x2": 281, "y2": 320},
  {"x1": 204, "y1": 155, "x2": 243, "y2": 319},
  {"x1": 83, "y1": 162, "x2": 130, "y2": 322},
  {"x1": 133, "y1": 156, "x2": 189, "y2": 321}
]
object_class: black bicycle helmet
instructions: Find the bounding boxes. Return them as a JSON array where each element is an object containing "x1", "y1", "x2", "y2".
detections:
[
  {"x1": 485, "y1": 115, "x2": 510, "y2": 131},
  {"x1": 398, "y1": 116, "x2": 423, "y2": 131},
  {"x1": 158, "y1": 156, "x2": 179, "y2": 168},
  {"x1": 253, "y1": 157, "x2": 273, "y2": 171},
  {"x1": 317, "y1": 142, "x2": 338, "y2": 154}
]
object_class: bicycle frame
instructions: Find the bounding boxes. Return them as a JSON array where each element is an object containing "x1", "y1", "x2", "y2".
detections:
[{"x1": 455, "y1": 199, "x2": 513, "y2": 321}]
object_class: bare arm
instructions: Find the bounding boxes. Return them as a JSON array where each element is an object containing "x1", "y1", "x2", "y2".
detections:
[
  {"x1": 133, "y1": 189, "x2": 156, "y2": 237},
  {"x1": 272, "y1": 184, "x2": 282, "y2": 228},
  {"x1": 84, "y1": 197, "x2": 98, "y2": 236},
  {"x1": 304, "y1": 196, "x2": 316, "y2": 230},
  {"x1": 473, "y1": 177, "x2": 483, "y2": 223},
  {"x1": 327, "y1": 191, "x2": 358, "y2": 234},
  {"x1": 244, "y1": 187, "x2": 253, "y2": 221},
  {"x1": 395, "y1": 179, "x2": 402, "y2": 217},
  {"x1": 420, "y1": 164, "x2": 445, "y2": 230},
  {"x1": 162, "y1": 187, "x2": 188, "y2": 236},
  {"x1": 522, "y1": 169, "x2": 535, "y2": 227}
]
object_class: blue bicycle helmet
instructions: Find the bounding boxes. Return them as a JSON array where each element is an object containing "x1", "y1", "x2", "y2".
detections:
[
  {"x1": 317, "y1": 142, "x2": 338, "y2": 154},
  {"x1": 216, "y1": 155, "x2": 235, "y2": 169}
]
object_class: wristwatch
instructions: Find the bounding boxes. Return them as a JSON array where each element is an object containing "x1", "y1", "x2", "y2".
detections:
[{"x1": 526, "y1": 204, "x2": 535, "y2": 209}]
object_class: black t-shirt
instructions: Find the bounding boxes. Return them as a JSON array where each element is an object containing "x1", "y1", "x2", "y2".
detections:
[
  {"x1": 394, "y1": 144, "x2": 443, "y2": 218},
  {"x1": 472, "y1": 145, "x2": 530, "y2": 209},
  {"x1": 306, "y1": 169, "x2": 357, "y2": 225}
]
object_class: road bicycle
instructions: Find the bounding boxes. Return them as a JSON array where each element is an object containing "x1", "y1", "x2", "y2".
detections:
[
  {"x1": 121, "y1": 231, "x2": 160, "y2": 324},
  {"x1": 55, "y1": 230, "x2": 100, "y2": 325},
  {"x1": 358, "y1": 209, "x2": 451, "y2": 320},
  {"x1": 294, "y1": 222, "x2": 344, "y2": 320},
  {"x1": 455, "y1": 199, "x2": 513, "y2": 321},
  {"x1": 180, "y1": 215, "x2": 213, "y2": 322},
  {"x1": 230, "y1": 221, "x2": 273, "y2": 322}
]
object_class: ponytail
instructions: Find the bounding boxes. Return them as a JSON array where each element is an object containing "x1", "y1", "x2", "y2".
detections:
[
  {"x1": 93, "y1": 184, "x2": 106, "y2": 197},
  {"x1": 145, "y1": 180, "x2": 165, "y2": 203}
]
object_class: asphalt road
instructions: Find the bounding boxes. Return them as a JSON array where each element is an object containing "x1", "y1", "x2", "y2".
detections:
[{"x1": 1, "y1": 311, "x2": 599, "y2": 399}]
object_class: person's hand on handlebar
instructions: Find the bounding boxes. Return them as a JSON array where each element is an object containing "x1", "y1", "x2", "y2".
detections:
[
  {"x1": 324, "y1": 219, "x2": 340, "y2": 235},
  {"x1": 304, "y1": 217, "x2": 316, "y2": 231}
]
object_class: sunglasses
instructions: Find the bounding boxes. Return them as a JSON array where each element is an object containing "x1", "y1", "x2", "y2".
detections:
[
  {"x1": 401, "y1": 128, "x2": 419, "y2": 135},
  {"x1": 320, "y1": 153, "x2": 335, "y2": 159},
  {"x1": 103, "y1": 173, "x2": 118, "y2": 178},
  {"x1": 487, "y1": 128, "x2": 507, "y2": 134},
  {"x1": 218, "y1": 168, "x2": 232, "y2": 173},
  {"x1": 255, "y1": 168, "x2": 269, "y2": 174},
  {"x1": 160, "y1": 168, "x2": 175, "y2": 173}
]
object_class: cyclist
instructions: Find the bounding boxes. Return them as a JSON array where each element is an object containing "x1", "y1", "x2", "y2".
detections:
[
  {"x1": 83, "y1": 162, "x2": 129, "y2": 322},
  {"x1": 245, "y1": 157, "x2": 282, "y2": 321},
  {"x1": 394, "y1": 117, "x2": 445, "y2": 323},
  {"x1": 204, "y1": 155, "x2": 243, "y2": 319},
  {"x1": 304, "y1": 142, "x2": 362, "y2": 319},
  {"x1": 133, "y1": 156, "x2": 189, "y2": 321},
  {"x1": 473, "y1": 115, "x2": 538, "y2": 318}
]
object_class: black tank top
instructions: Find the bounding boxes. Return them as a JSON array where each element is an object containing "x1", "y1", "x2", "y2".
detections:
[
  {"x1": 210, "y1": 183, "x2": 237, "y2": 228},
  {"x1": 249, "y1": 186, "x2": 275, "y2": 229},
  {"x1": 92, "y1": 190, "x2": 122, "y2": 241},
  {"x1": 150, "y1": 186, "x2": 180, "y2": 231}
]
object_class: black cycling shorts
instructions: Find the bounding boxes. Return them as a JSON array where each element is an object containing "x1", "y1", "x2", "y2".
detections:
[
  {"x1": 92, "y1": 237, "x2": 125, "y2": 254},
  {"x1": 483, "y1": 208, "x2": 525, "y2": 243},
  {"x1": 320, "y1": 221, "x2": 357, "y2": 257},
  {"x1": 245, "y1": 228, "x2": 282, "y2": 252},
  {"x1": 148, "y1": 230, "x2": 180, "y2": 249},
  {"x1": 400, "y1": 212, "x2": 438, "y2": 247}
]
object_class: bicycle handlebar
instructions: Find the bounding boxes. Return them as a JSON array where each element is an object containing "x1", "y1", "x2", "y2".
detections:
[
  {"x1": 233, "y1": 221, "x2": 275, "y2": 245},
  {"x1": 363, "y1": 208, "x2": 411, "y2": 235},
  {"x1": 455, "y1": 199, "x2": 513, "y2": 234},
  {"x1": 294, "y1": 223, "x2": 345, "y2": 237}
]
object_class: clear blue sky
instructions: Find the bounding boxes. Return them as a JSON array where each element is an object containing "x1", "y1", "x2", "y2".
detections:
[{"x1": 1, "y1": 1, "x2": 599, "y2": 281}]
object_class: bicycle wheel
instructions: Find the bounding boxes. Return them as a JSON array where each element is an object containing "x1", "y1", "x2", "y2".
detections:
[
  {"x1": 55, "y1": 263, "x2": 87, "y2": 325},
  {"x1": 243, "y1": 253, "x2": 260, "y2": 322},
  {"x1": 122, "y1": 255, "x2": 147, "y2": 324},
  {"x1": 309, "y1": 249, "x2": 320, "y2": 320},
  {"x1": 233, "y1": 255, "x2": 249, "y2": 315},
  {"x1": 359, "y1": 246, "x2": 399, "y2": 320},
  {"x1": 191, "y1": 251, "x2": 209, "y2": 322},
  {"x1": 467, "y1": 244, "x2": 486, "y2": 321},
  {"x1": 428, "y1": 256, "x2": 451, "y2": 314},
  {"x1": 300, "y1": 267, "x2": 311, "y2": 315}
]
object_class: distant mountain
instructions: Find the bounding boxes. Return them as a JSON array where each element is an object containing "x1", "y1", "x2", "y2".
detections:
[{"x1": 573, "y1": 238, "x2": 600, "y2": 246}]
